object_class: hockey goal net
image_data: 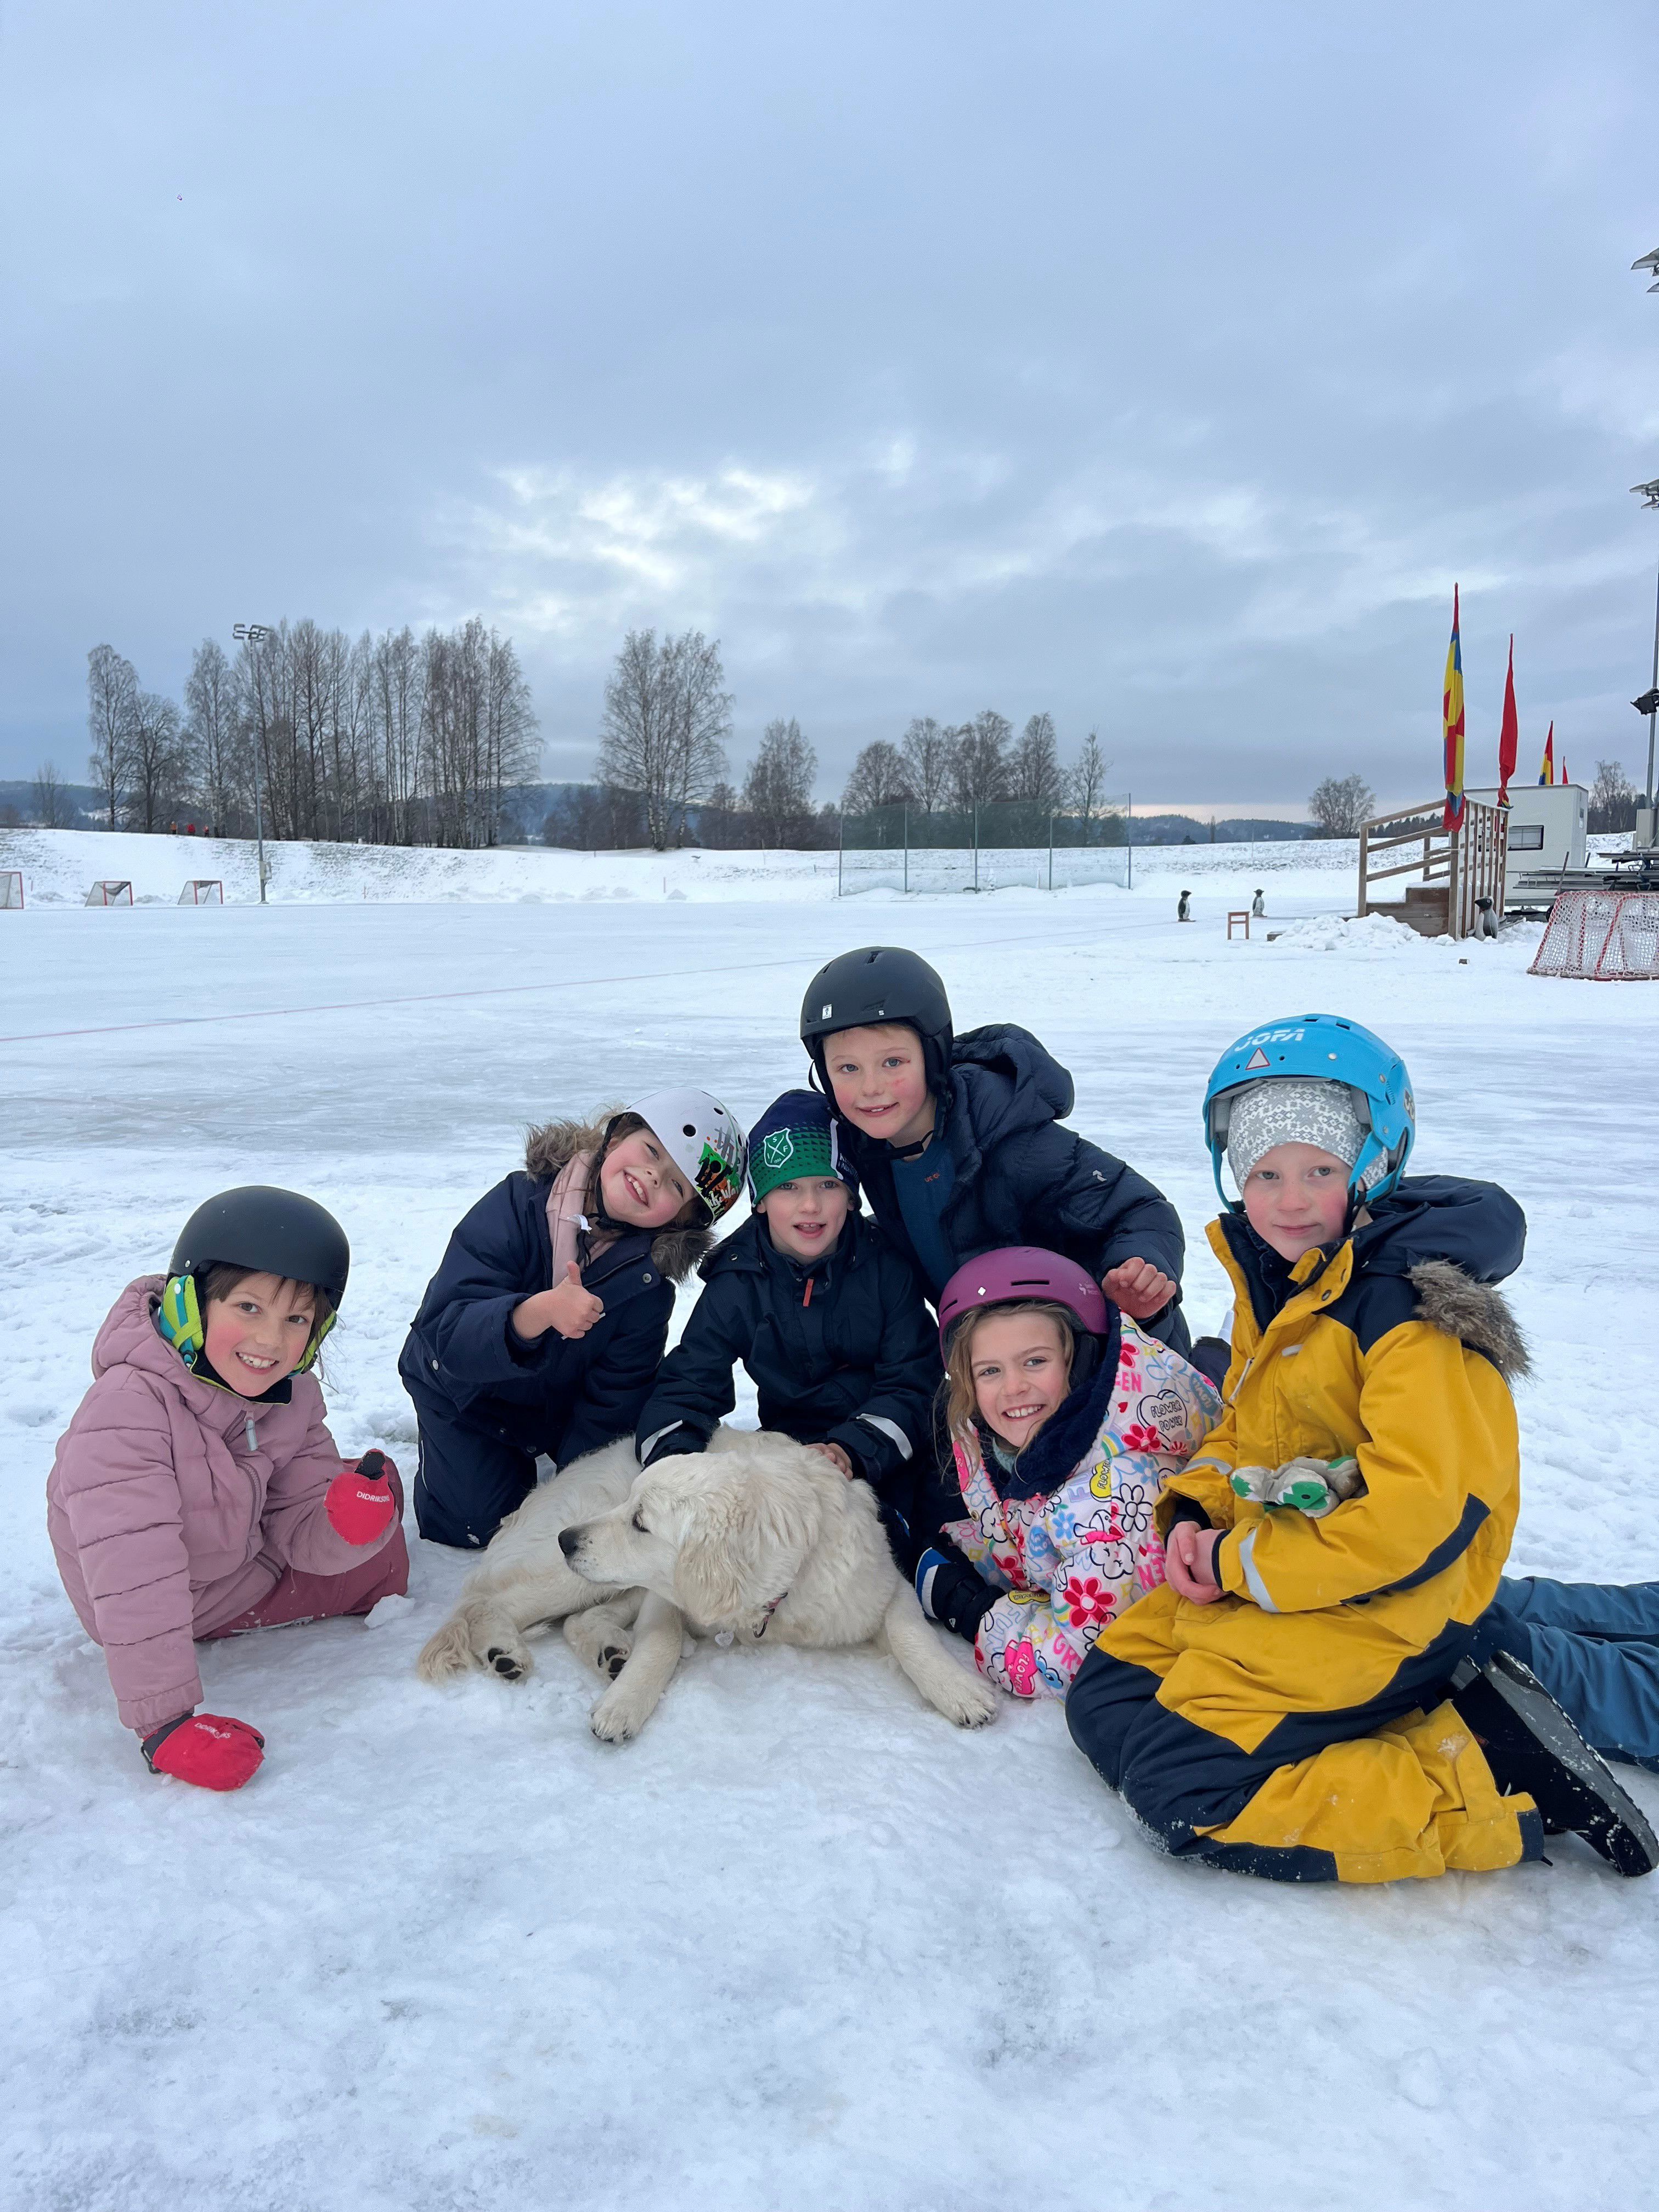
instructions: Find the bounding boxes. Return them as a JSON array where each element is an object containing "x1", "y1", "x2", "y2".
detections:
[
  {"x1": 1530, "y1": 888, "x2": 1659, "y2": 980},
  {"x1": 179, "y1": 879, "x2": 224, "y2": 905},
  {"x1": 86, "y1": 879, "x2": 133, "y2": 907},
  {"x1": 0, "y1": 870, "x2": 21, "y2": 910}
]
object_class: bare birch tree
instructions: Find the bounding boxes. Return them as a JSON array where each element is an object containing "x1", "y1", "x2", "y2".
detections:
[
  {"x1": 742, "y1": 717, "x2": 817, "y2": 845},
  {"x1": 900, "y1": 717, "x2": 955, "y2": 814},
  {"x1": 183, "y1": 639, "x2": 243, "y2": 833},
  {"x1": 86, "y1": 644, "x2": 138, "y2": 830},
  {"x1": 951, "y1": 710, "x2": 1013, "y2": 811},
  {"x1": 597, "y1": 629, "x2": 731, "y2": 850},
  {"x1": 1008, "y1": 712, "x2": 1064, "y2": 808},
  {"x1": 842, "y1": 740, "x2": 914, "y2": 814},
  {"x1": 32, "y1": 762, "x2": 74, "y2": 827},
  {"x1": 1308, "y1": 773, "x2": 1375, "y2": 837},
  {"x1": 1067, "y1": 731, "x2": 1112, "y2": 839},
  {"x1": 125, "y1": 692, "x2": 187, "y2": 832}
]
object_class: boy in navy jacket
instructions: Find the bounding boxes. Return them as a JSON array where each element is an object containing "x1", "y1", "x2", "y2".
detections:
[
  {"x1": 635, "y1": 1091, "x2": 940, "y2": 1554},
  {"x1": 799, "y1": 946, "x2": 1190, "y2": 1352}
]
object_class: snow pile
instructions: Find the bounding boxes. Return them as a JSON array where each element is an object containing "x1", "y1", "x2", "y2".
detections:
[{"x1": 1267, "y1": 909, "x2": 1425, "y2": 954}]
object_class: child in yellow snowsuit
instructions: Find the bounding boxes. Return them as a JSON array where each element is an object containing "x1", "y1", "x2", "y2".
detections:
[{"x1": 1068, "y1": 1013, "x2": 1651, "y2": 1883}]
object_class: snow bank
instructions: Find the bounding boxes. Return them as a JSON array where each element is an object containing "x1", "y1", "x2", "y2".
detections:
[{"x1": 0, "y1": 825, "x2": 846, "y2": 907}]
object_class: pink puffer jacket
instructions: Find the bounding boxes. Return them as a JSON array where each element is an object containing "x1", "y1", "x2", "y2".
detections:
[{"x1": 47, "y1": 1277, "x2": 397, "y2": 1735}]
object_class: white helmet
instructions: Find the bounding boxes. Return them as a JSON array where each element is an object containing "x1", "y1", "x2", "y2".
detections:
[{"x1": 628, "y1": 1088, "x2": 748, "y2": 1223}]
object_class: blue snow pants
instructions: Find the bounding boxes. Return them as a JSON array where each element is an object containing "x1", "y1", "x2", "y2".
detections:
[{"x1": 1474, "y1": 1577, "x2": 1659, "y2": 1775}]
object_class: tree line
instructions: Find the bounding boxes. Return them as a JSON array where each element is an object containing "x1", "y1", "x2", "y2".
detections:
[
  {"x1": 78, "y1": 619, "x2": 539, "y2": 849},
  {"x1": 568, "y1": 627, "x2": 1124, "y2": 853}
]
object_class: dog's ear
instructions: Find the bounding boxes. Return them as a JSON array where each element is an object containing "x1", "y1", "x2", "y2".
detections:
[{"x1": 672, "y1": 1465, "x2": 822, "y2": 1627}]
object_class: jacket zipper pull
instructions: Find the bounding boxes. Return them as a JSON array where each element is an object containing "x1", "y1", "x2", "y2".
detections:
[
  {"x1": 245, "y1": 1415, "x2": 258, "y2": 1452},
  {"x1": 802, "y1": 1276, "x2": 813, "y2": 1308}
]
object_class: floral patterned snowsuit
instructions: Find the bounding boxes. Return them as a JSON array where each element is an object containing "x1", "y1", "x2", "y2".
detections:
[{"x1": 944, "y1": 1320, "x2": 1221, "y2": 1699}]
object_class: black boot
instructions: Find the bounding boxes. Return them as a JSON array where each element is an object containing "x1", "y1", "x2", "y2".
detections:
[{"x1": 1450, "y1": 1650, "x2": 1658, "y2": 1878}]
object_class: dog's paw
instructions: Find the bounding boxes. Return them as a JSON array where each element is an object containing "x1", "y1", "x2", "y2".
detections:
[
  {"x1": 939, "y1": 1674, "x2": 1000, "y2": 1728},
  {"x1": 589, "y1": 1681, "x2": 651, "y2": 1743},
  {"x1": 563, "y1": 1609, "x2": 635, "y2": 1679},
  {"x1": 485, "y1": 1644, "x2": 529, "y2": 1683}
]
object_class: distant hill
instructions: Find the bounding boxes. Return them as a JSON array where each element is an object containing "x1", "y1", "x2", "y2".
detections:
[
  {"x1": 0, "y1": 778, "x2": 103, "y2": 827},
  {"x1": 1127, "y1": 814, "x2": 1319, "y2": 845}
]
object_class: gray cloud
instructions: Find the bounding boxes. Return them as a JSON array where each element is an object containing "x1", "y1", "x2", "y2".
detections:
[{"x1": 4, "y1": 0, "x2": 1657, "y2": 810}]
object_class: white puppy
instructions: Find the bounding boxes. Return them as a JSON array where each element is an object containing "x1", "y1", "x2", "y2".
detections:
[{"x1": 418, "y1": 1427, "x2": 997, "y2": 1740}]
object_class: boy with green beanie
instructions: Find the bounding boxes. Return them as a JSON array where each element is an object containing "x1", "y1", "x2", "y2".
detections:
[{"x1": 634, "y1": 1089, "x2": 940, "y2": 1554}]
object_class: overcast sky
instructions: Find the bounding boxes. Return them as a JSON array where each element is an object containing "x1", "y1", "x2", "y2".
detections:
[{"x1": 4, "y1": 0, "x2": 1657, "y2": 812}]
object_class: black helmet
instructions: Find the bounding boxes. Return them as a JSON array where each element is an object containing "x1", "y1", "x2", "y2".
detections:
[
  {"x1": 170, "y1": 1187, "x2": 351, "y2": 1302},
  {"x1": 799, "y1": 946, "x2": 953, "y2": 1091}
]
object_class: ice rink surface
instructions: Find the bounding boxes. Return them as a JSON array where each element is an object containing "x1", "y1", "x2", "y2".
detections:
[{"x1": 5, "y1": 851, "x2": 1659, "y2": 2210}]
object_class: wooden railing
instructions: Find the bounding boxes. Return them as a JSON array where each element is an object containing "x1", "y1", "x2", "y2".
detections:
[{"x1": 1357, "y1": 795, "x2": 1509, "y2": 942}]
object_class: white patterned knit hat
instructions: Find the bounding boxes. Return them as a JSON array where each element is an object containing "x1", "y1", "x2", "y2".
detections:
[{"x1": 1225, "y1": 1078, "x2": 1378, "y2": 1192}]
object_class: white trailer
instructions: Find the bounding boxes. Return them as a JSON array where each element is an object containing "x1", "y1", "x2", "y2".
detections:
[{"x1": 1466, "y1": 785, "x2": 1587, "y2": 911}]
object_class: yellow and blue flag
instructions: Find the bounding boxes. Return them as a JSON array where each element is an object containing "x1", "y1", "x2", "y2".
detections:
[{"x1": 1442, "y1": 585, "x2": 1465, "y2": 831}]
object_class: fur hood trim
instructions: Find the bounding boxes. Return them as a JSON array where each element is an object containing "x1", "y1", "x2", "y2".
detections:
[
  {"x1": 523, "y1": 1109, "x2": 712, "y2": 1285},
  {"x1": 1409, "y1": 1260, "x2": 1531, "y2": 1383}
]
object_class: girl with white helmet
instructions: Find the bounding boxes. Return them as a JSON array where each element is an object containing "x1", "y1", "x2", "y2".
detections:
[{"x1": 400, "y1": 1089, "x2": 747, "y2": 1549}]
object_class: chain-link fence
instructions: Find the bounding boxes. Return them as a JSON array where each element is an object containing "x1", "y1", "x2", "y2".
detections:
[{"x1": 836, "y1": 800, "x2": 1133, "y2": 895}]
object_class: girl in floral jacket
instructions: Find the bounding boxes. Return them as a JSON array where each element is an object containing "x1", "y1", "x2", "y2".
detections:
[{"x1": 914, "y1": 1248, "x2": 1220, "y2": 1699}]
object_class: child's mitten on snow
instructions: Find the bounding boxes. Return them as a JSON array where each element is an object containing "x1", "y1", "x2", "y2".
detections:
[
  {"x1": 1230, "y1": 1455, "x2": 1363, "y2": 1519},
  {"x1": 326, "y1": 1449, "x2": 400, "y2": 1545},
  {"x1": 142, "y1": 1713, "x2": 266, "y2": 1791}
]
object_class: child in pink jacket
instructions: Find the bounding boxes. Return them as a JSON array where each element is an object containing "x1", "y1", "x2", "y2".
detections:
[{"x1": 47, "y1": 1187, "x2": 408, "y2": 1791}]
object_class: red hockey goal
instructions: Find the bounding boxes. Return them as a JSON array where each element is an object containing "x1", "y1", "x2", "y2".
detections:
[
  {"x1": 178, "y1": 879, "x2": 224, "y2": 905},
  {"x1": 1530, "y1": 888, "x2": 1659, "y2": 980},
  {"x1": 86, "y1": 879, "x2": 134, "y2": 907},
  {"x1": 0, "y1": 870, "x2": 21, "y2": 910}
]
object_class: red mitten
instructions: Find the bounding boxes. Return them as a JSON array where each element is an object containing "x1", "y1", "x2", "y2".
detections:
[
  {"x1": 142, "y1": 1713, "x2": 266, "y2": 1791},
  {"x1": 326, "y1": 1448, "x2": 399, "y2": 1545}
]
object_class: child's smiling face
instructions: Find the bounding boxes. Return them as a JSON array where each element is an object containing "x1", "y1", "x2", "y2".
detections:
[
  {"x1": 759, "y1": 1176, "x2": 851, "y2": 1261},
  {"x1": 600, "y1": 1125, "x2": 696, "y2": 1229},
  {"x1": 968, "y1": 1310, "x2": 1071, "y2": 1450},
  {"x1": 202, "y1": 1272, "x2": 317, "y2": 1397},
  {"x1": 1242, "y1": 1142, "x2": 1352, "y2": 1261},
  {"x1": 823, "y1": 1024, "x2": 934, "y2": 1148}
]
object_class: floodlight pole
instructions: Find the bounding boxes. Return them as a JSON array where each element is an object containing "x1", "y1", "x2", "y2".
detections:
[
  {"x1": 1632, "y1": 485, "x2": 1659, "y2": 816},
  {"x1": 1629, "y1": 249, "x2": 1659, "y2": 820},
  {"x1": 232, "y1": 623, "x2": 272, "y2": 902}
]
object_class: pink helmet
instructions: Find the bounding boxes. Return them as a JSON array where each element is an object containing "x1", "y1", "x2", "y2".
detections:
[{"x1": 936, "y1": 1247, "x2": 1109, "y2": 1354}]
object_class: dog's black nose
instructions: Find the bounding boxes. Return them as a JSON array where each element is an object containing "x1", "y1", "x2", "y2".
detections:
[{"x1": 557, "y1": 1527, "x2": 580, "y2": 1559}]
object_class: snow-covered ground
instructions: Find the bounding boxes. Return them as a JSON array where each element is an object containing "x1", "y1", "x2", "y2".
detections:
[{"x1": 4, "y1": 847, "x2": 1658, "y2": 2210}]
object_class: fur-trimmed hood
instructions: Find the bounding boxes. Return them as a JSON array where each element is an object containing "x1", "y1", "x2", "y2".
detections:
[
  {"x1": 1408, "y1": 1259, "x2": 1531, "y2": 1383},
  {"x1": 523, "y1": 1110, "x2": 711, "y2": 1286}
]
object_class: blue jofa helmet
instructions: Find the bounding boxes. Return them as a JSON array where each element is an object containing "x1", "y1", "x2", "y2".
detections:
[{"x1": 1203, "y1": 1013, "x2": 1415, "y2": 1206}]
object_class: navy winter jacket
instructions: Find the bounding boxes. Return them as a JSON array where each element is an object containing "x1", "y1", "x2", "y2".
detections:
[
  {"x1": 838, "y1": 1024, "x2": 1190, "y2": 1349},
  {"x1": 400, "y1": 1118, "x2": 710, "y2": 1468},
  {"x1": 634, "y1": 1210, "x2": 941, "y2": 1528}
]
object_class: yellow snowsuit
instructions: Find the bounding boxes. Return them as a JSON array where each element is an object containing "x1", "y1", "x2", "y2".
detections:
[{"x1": 1066, "y1": 1178, "x2": 1542, "y2": 1883}]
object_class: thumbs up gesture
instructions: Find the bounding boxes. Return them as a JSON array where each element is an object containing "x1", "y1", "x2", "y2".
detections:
[{"x1": 539, "y1": 1274, "x2": 606, "y2": 1336}]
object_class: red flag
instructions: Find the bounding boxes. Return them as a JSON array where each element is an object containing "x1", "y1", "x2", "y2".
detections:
[
  {"x1": 1497, "y1": 636, "x2": 1517, "y2": 806},
  {"x1": 1560, "y1": 751, "x2": 1568, "y2": 787}
]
